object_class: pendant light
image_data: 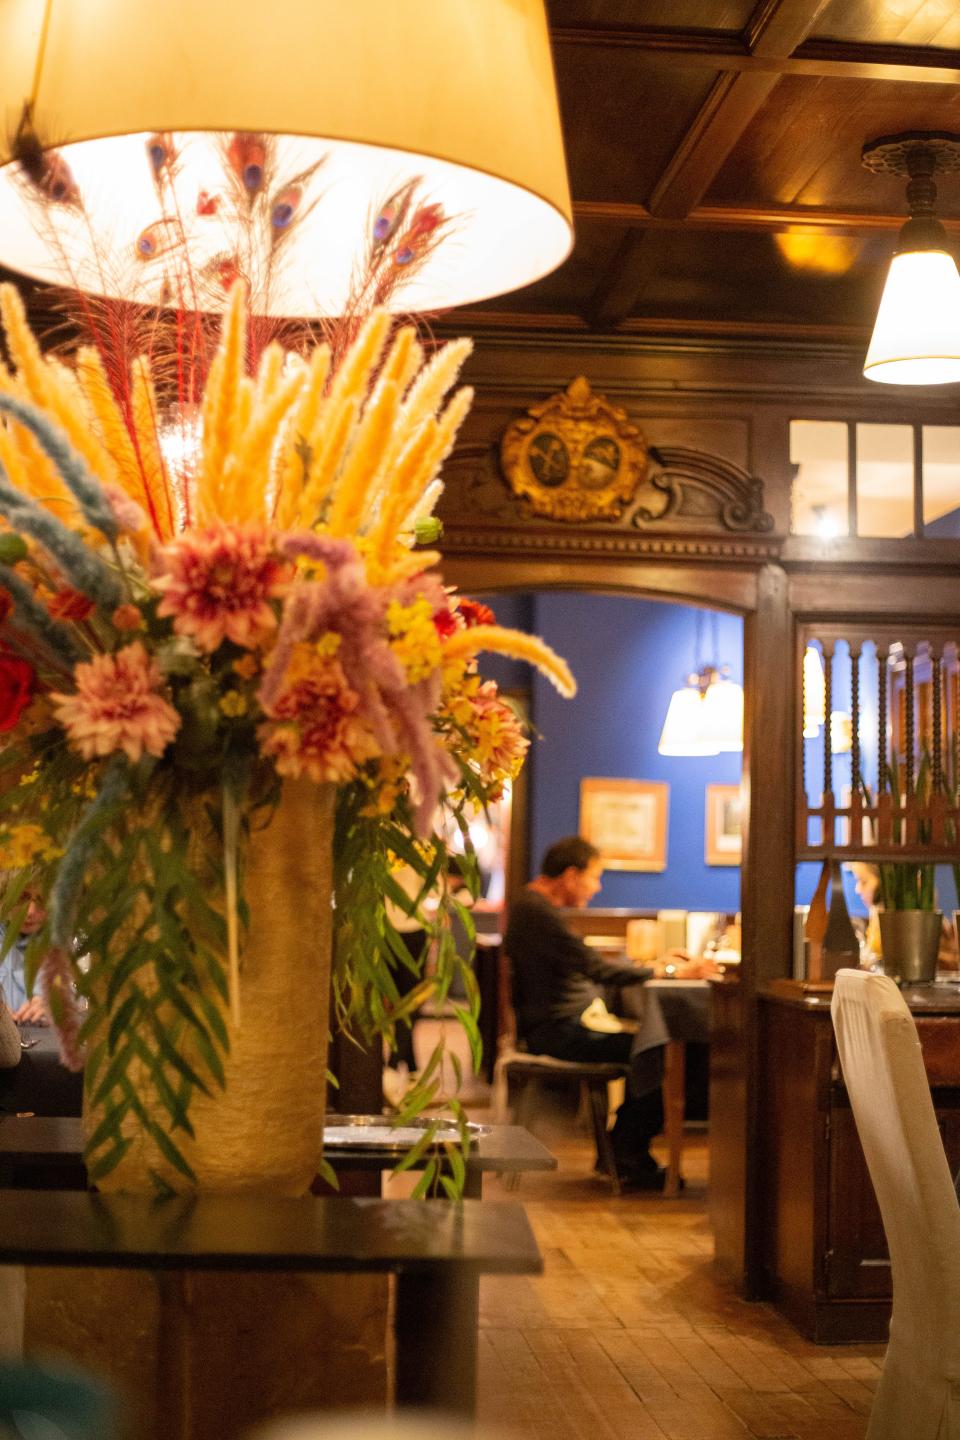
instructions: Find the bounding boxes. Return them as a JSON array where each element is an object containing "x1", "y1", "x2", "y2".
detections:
[
  {"x1": 862, "y1": 132, "x2": 960, "y2": 385},
  {"x1": 0, "y1": 0, "x2": 572, "y2": 317},
  {"x1": 658, "y1": 612, "x2": 743, "y2": 757}
]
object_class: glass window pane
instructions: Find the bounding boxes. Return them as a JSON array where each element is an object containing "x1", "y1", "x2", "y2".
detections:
[
  {"x1": 790, "y1": 420, "x2": 849, "y2": 538},
  {"x1": 922, "y1": 426, "x2": 960, "y2": 537},
  {"x1": 856, "y1": 423, "x2": 914, "y2": 538}
]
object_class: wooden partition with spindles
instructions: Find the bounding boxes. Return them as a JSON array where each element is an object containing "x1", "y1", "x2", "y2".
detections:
[{"x1": 798, "y1": 623, "x2": 960, "y2": 865}]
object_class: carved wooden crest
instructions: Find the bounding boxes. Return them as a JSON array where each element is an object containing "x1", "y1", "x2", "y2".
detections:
[{"x1": 499, "y1": 377, "x2": 647, "y2": 522}]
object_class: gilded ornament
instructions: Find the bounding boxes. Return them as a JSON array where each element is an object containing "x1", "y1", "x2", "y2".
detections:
[{"x1": 500, "y1": 376, "x2": 647, "y2": 522}]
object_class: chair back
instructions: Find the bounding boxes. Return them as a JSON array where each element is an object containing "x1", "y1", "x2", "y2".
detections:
[{"x1": 831, "y1": 970, "x2": 960, "y2": 1363}]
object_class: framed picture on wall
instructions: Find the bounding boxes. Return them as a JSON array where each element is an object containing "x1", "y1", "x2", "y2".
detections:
[
  {"x1": 705, "y1": 783, "x2": 742, "y2": 866},
  {"x1": 579, "y1": 778, "x2": 668, "y2": 872}
]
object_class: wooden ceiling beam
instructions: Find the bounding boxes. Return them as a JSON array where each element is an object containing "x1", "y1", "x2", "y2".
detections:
[
  {"x1": 573, "y1": 200, "x2": 960, "y2": 236},
  {"x1": 586, "y1": 229, "x2": 680, "y2": 329},
  {"x1": 647, "y1": 0, "x2": 832, "y2": 222},
  {"x1": 584, "y1": 1, "x2": 836, "y2": 328},
  {"x1": 551, "y1": 27, "x2": 960, "y2": 85}
]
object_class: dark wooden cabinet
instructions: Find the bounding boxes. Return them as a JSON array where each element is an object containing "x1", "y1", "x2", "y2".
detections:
[{"x1": 758, "y1": 981, "x2": 960, "y2": 1343}]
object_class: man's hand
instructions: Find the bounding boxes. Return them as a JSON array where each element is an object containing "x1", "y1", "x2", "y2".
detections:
[
  {"x1": 653, "y1": 950, "x2": 720, "y2": 979},
  {"x1": 12, "y1": 996, "x2": 48, "y2": 1025}
]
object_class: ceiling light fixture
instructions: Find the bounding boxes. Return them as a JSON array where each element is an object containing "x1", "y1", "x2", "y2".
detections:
[
  {"x1": 658, "y1": 612, "x2": 743, "y2": 757},
  {"x1": 862, "y1": 132, "x2": 960, "y2": 385},
  {"x1": 0, "y1": 0, "x2": 572, "y2": 317}
]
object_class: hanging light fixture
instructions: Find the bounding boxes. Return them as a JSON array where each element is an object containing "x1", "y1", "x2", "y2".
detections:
[
  {"x1": 658, "y1": 673, "x2": 721, "y2": 758},
  {"x1": 862, "y1": 132, "x2": 960, "y2": 385},
  {"x1": 0, "y1": 0, "x2": 572, "y2": 317},
  {"x1": 701, "y1": 675, "x2": 744, "y2": 753},
  {"x1": 658, "y1": 612, "x2": 743, "y2": 757}
]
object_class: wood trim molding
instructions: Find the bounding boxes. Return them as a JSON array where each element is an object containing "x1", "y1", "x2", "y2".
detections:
[
  {"x1": 550, "y1": 25, "x2": 960, "y2": 85},
  {"x1": 442, "y1": 524, "x2": 782, "y2": 564}
]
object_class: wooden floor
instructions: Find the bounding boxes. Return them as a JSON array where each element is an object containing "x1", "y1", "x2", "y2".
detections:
[
  {"x1": 403, "y1": 1016, "x2": 884, "y2": 1439},
  {"x1": 473, "y1": 1131, "x2": 884, "y2": 1440}
]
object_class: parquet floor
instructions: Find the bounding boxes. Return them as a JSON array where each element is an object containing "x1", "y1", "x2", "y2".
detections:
[
  {"x1": 473, "y1": 1132, "x2": 883, "y2": 1440},
  {"x1": 406, "y1": 1017, "x2": 884, "y2": 1439}
]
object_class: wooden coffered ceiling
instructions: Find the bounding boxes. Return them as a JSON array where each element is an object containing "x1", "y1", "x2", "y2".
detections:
[{"x1": 451, "y1": 0, "x2": 960, "y2": 346}]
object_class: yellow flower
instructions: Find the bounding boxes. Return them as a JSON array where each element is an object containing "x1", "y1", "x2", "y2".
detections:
[
  {"x1": 219, "y1": 690, "x2": 249, "y2": 718},
  {"x1": 0, "y1": 822, "x2": 61, "y2": 868},
  {"x1": 19, "y1": 767, "x2": 39, "y2": 786},
  {"x1": 314, "y1": 632, "x2": 342, "y2": 660},
  {"x1": 386, "y1": 597, "x2": 441, "y2": 684},
  {"x1": 232, "y1": 654, "x2": 260, "y2": 680}
]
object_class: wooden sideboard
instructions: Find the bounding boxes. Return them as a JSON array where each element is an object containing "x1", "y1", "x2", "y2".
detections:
[{"x1": 758, "y1": 979, "x2": 960, "y2": 1343}]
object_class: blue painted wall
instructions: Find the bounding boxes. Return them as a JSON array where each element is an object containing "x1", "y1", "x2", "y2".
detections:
[{"x1": 479, "y1": 591, "x2": 743, "y2": 909}]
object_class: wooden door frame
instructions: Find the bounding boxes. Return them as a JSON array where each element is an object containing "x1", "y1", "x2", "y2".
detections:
[{"x1": 444, "y1": 552, "x2": 792, "y2": 1294}]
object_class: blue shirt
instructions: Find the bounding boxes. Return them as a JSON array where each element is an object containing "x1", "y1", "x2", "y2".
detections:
[{"x1": 0, "y1": 931, "x2": 29, "y2": 1011}]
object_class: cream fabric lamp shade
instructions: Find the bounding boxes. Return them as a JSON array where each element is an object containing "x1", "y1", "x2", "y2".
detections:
[
  {"x1": 658, "y1": 685, "x2": 719, "y2": 757},
  {"x1": 863, "y1": 249, "x2": 960, "y2": 385},
  {"x1": 0, "y1": 0, "x2": 572, "y2": 316},
  {"x1": 700, "y1": 678, "x2": 743, "y2": 753}
]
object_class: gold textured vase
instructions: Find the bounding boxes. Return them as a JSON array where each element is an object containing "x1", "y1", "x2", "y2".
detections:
[
  {"x1": 26, "y1": 779, "x2": 389, "y2": 1439},
  {"x1": 85, "y1": 777, "x2": 335, "y2": 1195}
]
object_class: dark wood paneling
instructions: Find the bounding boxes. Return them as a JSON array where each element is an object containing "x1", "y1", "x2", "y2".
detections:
[
  {"x1": 553, "y1": 47, "x2": 718, "y2": 205},
  {"x1": 547, "y1": 0, "x2": 756, "y2": 29},
  {"x1": 812, "y1": 0, "x2": 960, "y2": 47},
  {"x1": 707, "y1": 74, "x2": 960, "y2": 212}
]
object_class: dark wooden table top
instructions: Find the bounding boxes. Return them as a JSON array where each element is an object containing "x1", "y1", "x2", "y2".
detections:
[
  {"x1": 762, "y1": 977, "x2": 960, "y2": 1013},
  {"x1": 0, "y1": 1116, "x2": 557, "y2": 1174},
  {"x1": 0, "y1": 1024, "x2": 83, "y2": 1117},
  {"x1": 0, "y1": 1189, "x2": 543, "y2": 1275}
]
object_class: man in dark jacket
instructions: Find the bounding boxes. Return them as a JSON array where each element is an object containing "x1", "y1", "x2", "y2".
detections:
[{"x1": 505, "y1": 835, "x2": 668, "y2": 1188}]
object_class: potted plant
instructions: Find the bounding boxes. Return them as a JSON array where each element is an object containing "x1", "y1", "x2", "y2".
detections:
[{"x1": 876, "y1": 750, "x2": 941, "y2": 984}]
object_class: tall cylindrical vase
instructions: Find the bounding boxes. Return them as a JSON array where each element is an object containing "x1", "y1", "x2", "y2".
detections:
[
  {"x1": 85, "y1": 777, "x2": 335, "y2": 1195},
  {"x1": 26, "y1": 780, "x2": 390, "y2": 1439}
]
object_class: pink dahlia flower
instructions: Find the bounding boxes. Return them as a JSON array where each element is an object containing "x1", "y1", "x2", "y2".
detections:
[
  {"x1": 52, "y1": 642, "x2": 180, "y2": 763},
  {"x1": 259, "y1": 652, "x2": 378, "y2": 784},
  {"x1": 154, "y1": 522, "x2": 291, "y2": 653}
]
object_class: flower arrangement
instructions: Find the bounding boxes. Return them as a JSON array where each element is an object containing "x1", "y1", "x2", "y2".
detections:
[{"x1": 0, "y1": 280, "x2": 573, "y2": 1188}]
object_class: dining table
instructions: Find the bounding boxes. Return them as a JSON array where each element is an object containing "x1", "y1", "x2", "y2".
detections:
[
  {"x1": 645, "y1": 977, "x2": 712, "y2": 1195},
  {"x1": 0, "y1": 1024, "x2": 83, "y2": 1119}
]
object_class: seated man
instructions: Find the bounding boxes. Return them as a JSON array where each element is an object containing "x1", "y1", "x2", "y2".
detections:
[{"x1": 505, "y1": 836, "x2": 669, "y2": 1189}]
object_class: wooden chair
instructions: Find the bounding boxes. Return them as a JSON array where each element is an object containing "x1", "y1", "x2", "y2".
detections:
[
  {"x1": 831, "y1": 969, "x2": 960, "y2": 1440},
  {"x1": 493, "y1": 953, "x2": 630, "y2": 1193}
]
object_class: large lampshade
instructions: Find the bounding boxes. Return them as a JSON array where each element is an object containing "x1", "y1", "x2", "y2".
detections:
[
  {"x1": 0, "y1": 0, "x2": 572, "y2": 316},
  {"x1": 863, "y1": 250, "x2": 960, "y2": 385}
]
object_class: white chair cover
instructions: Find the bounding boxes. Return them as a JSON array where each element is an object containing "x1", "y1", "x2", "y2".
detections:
[{"x1": 832, "y1": 969, "x2": 960, "y2": 1440}]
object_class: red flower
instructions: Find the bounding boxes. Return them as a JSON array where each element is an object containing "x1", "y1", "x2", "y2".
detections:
[
  {"x1": 0, "y1": 653, "x2": 35, "y2": 733},
  {"x1": 0, "y1": 589, "x2": 12, "y2": 626},
  {"x1": 432, "y1": 607, "x2": 457, "y2": 640},
  {"x1": 456, "y1": 597, "x2": 495, "y2": 630},
  {"x1": 47, "y1": 589, "x2": 95, "y2": 622}
]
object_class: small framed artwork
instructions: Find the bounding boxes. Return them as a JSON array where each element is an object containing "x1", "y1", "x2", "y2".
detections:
[
  {"x1": 705, "y1": 784, "x2": 742, "y2": 866},
  {"x1": 579, "y1": 778, "x2": 668, "y2": 872}
]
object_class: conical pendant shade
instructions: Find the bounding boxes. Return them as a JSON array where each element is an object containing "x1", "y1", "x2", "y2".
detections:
[
  {"x1": 700, "y1": 679, "x2": 743, "y2": 753},
  {"x1": 864, "y1": 250, "x2": 960, "y2": 385},
  {"x1": 658, "y1": 685, "x2": 719, "y2": 757}
]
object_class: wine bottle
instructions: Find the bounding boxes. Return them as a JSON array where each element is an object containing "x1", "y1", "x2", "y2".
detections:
[{"x1": 821, "y1": 860, "x2": 860, "y2": 981}]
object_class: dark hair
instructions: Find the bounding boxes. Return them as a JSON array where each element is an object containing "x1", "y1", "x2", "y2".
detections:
[{"x1": 541, "y1": 836, "x2": 599, "y2": 878}]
